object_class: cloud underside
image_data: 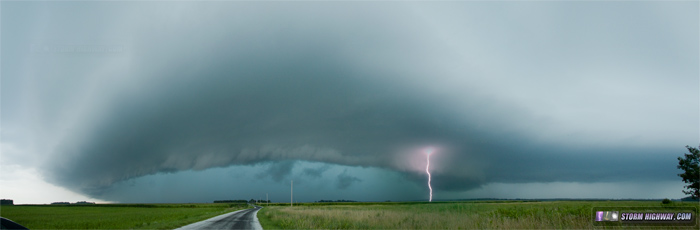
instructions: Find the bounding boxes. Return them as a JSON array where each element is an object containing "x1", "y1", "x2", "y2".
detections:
[
  {"x1": 46, "y1": 41, "x2": 678, "y2": 196},
  {"x1": 1, "y1": 2, "x2": 693, "y2": 198}
]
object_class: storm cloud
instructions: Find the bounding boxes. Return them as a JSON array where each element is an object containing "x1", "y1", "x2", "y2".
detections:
[
  {"x1": 2, "y1": 1, "x2": 697, "y2": 201},
  {"x1": 303, "y1": 165, "x2": 331, "y2": 179},
  {"x1": 337, "y1": 170, "x2": 362, "y2": 190},
  {"x1": 257, "y1": 161, "x2": 297, "y2": 182}
]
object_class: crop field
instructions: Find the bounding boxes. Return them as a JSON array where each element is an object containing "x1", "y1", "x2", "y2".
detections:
[
  {"x1": 0, "y1": 203, "x2": 249, "y2": 229},
  {"x1": 2, "y1": 201, "x2": 697, "y2": 229},
  {"x1": 257, "y1": 201, "x2": 700, "y2": 229}
]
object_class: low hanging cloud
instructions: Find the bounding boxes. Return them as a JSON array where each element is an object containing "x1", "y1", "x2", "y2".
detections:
[
  {"x1": 256, "y1": 161, "x2": 297, "y2": 182},
  {"x1": 2, "y1": 2, "x2": 697, "y2": 199},
  {"x1": 336, "y1": 170, "x2": 362, "y2": 190},
  {"x1": 303, "y1": 165, "x2": 332, "y2": 179}
]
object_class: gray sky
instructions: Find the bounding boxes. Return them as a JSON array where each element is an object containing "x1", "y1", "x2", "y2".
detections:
[{"x1": 1, "y1": 1, "x2": 698, "y2": 204}]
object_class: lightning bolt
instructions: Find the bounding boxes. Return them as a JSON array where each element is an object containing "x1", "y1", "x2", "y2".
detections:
[{"x1": 426, "y1": 148, "x2": 433, "y2": 202}]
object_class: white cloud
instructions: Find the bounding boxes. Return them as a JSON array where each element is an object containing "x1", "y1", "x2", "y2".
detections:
[{"x1": 0, "y1": 165, "x2": 112, "y2": 204}]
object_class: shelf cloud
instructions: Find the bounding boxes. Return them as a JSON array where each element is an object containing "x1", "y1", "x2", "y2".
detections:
[{"x1": 2, "y1": 1, "x2": 697, "y2": 201}]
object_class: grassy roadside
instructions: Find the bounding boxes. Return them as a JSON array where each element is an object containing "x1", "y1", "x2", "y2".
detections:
[
  {"x1": 0, "y1": 203, "x2": 249, "y2": 229},
  {"x1": 257, "y1": 201, "x2": 700, "y2": 229},
  {"x1": 257, "y1": 206, "x2": 284, "y2": 229}
]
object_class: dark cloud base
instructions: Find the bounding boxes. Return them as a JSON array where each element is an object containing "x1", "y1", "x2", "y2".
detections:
[{"x1": 0, "y1": 2, "x2": 686, "y2": 200}]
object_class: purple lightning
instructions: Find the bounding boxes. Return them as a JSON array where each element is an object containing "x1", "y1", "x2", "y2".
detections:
[{"x1": 425, "y1": 148, "x2": 433, "y2": 202}]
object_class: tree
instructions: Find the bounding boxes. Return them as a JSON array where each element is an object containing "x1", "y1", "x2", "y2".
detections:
[{"x1": 677, "y1": 145, "x2": 699, "y2": 199}]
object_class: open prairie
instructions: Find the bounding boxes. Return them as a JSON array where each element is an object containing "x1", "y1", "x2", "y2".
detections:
[
  {"x1": 0, "y1": 203, "x2": 248, "y2": 229},
  {"x1": 1, "y1": 201, "x2": 697, "y2": 229},
  {"x1": 258, "y1": 200, "x2": 699, "y2": 229}
]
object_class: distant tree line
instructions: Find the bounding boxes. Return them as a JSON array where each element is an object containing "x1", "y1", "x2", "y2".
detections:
[
  {"x1": 51, "y1": 201, "x2": 95, "y2": 205},
  {"x1": 316, "y1": 200, "x2": 357, "y2": 203},
  {"x1": 1, "y1": 199, "x2": 13, "y2": 205}
]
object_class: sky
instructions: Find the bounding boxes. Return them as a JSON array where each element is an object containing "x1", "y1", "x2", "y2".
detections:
[{"x1": 1, "y1": 1, "x2": 698, "y2": 204}]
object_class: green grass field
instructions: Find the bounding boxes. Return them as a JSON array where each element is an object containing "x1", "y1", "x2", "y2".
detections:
[
  {"x1": 0, "y1": 203, "x2": 249, "y2": 229},
  {"x1": 2, "y1": 201, "x2": 697, "y2": 229},
  {"x1": 258, "y1": 201, "x2": 700, "y2": 229}
]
